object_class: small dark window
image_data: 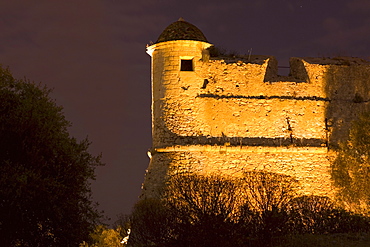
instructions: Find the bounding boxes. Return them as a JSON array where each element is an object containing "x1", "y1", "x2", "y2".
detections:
[{"x1": 181, "y1": 59, "x2": 193, "y2": 71}]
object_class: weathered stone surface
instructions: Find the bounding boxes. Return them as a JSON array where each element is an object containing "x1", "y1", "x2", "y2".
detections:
[{"x1": 143, "y1": 21, "x2": 370, "y2": 207}]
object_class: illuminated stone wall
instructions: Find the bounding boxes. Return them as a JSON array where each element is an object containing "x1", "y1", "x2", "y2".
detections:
[
  {"x1": 145, "y1": 146, "x2": 336, "y2": 198},
  {"x1": 143, "y1": 39, "x2": 370, "y2": 201}
]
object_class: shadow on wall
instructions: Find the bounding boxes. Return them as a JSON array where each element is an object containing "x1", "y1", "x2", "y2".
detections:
[
  {"x1": 323, "y1": 60, "x2": 370, "y2": 214},
  {"x1": 323, "y1": 61, "x2": 370, "y2": 148}
]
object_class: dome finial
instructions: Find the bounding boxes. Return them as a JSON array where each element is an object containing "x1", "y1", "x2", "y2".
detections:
[
  {"x1": 178, "y1": 17, "x2": 185, "y2": 22},
  {"x1": 155, "y1": 19, "x2": 208, "y2": 44}
]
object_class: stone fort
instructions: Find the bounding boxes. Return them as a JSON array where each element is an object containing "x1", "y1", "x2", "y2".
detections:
[{"x1": 143, "y1": 19, "x2": 370, "y2": 201}]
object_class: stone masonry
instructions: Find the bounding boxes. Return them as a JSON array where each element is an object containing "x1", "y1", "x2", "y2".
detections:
[{"x1": 142, "y1": 19, "x2": 370, "y2": 201}]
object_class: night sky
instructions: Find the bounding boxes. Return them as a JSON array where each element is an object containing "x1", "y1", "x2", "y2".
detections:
[{"x1": 1, "y1": 0, "x2": 370, "y2": 224}]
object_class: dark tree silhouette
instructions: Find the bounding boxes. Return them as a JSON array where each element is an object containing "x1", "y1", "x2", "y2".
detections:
[
  {"x1": 0, "y1": 66, "x2": 103, "y2": 246},
  {"x1": 164, "y1": 173, "x2": 244, "y2": 247}
]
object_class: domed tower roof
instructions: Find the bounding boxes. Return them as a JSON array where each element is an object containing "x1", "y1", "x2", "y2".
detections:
[{"x1": 156, "y1": 18, "x2": 208, "y2": 44}]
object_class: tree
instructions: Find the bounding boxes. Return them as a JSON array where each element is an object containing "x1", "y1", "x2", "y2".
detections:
[
  {"x1": 128, "y1": 172, "x2": 370, "y2": 246},
  {"x1": 128, "y1": 198, "x2": 176, "y2": 247},
  {"x1": 332, "y1": 111, "x2": 370, "y2": 214},
  {"x1": 0, "y1": 66, "x2": 103, "y2": 246},
  {"x1": 240, "y1": 171, "x2": 299, "y2": 245},
  {"x1": 128, "y1": 174, "x2": 245, "y2": 247},
  {"x1": 164, "y1": 173, "x2": 244, "y2": 247},
  {"x1": 80, "y1": 225, "x2": 123, "y2": 247},
  {"x1": 289, "y1": 195, "x2": 337, "y2": 234},
  {"x1": 129, "y1": 172, "x2": 298, "y2": 246},
  {"x1": 113, "y1": 214, "x2": 131, "y2": 245},
  {"x1": 242, "y1": 171, "x2": 298, "y2": 213}
]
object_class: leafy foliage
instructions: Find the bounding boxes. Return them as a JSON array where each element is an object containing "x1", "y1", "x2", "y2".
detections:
[
  {"x1": 0, "y1": 66, "x2": 103, "y2": 246},
  {"x1": 113, "y1": 214, "x2": 131, "y2": 244},
  {"x1": 128, "y1": 197, "x2": 175, "y2": 246},
  {"x1": 80, "y1": 225, "x2": 123, "y2": 247}
]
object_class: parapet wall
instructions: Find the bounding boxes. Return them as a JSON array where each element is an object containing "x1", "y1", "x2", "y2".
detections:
[{"x1": 153, "y1": 53, "x2": 370, "y2": 148}]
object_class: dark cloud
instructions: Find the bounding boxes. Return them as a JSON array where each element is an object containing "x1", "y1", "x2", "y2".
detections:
[
  {"x1": 347, "y1": 0, "x2": 370, "y2": 12},
  {"x1": 313, "y1": 2, "x2": 370, "y2": 58}
]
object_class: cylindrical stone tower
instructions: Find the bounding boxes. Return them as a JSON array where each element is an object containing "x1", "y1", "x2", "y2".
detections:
[
  {"x1": 146, "y1": 19, "x2": 212, "y2": 147},
  {"x1": 144, "y1": 19, "x2": 212, "y2": 196}
]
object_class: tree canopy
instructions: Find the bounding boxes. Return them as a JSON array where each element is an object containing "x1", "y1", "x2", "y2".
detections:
[{"x1": 0, "y1": 66, "x2": 104, "y2": 246}]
